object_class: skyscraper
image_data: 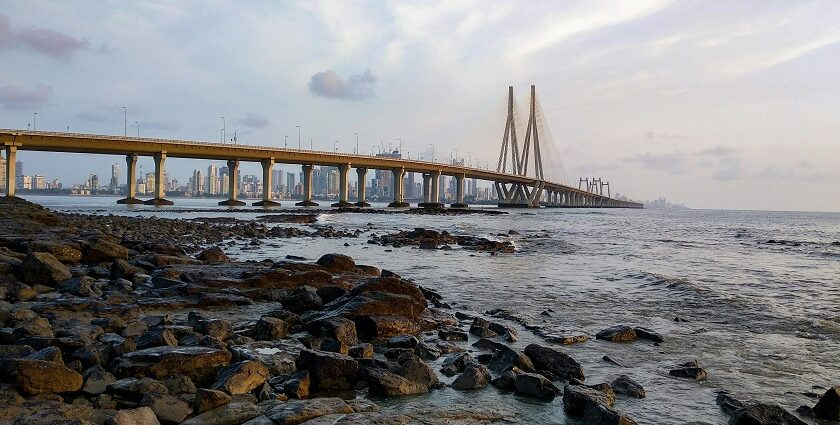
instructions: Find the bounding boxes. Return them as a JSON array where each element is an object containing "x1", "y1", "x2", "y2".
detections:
[
  {"x1": 207, "y1": 165, "x2": 218, "y2": 195},
  {"x1": 286, "y1": 173, "x2": 295, "y2": 197},
  {"x1": 110, "y1": 163, "x2": 120, "y2": 192},
  {"x1": 15, "y1": 161, "x2": 22, "y2": 177},
  {"x1": 192, "y1": 169, "x2": 204, "y2": 196}
]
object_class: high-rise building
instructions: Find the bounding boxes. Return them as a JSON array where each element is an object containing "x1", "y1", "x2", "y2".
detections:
[
  {"x1": 34, "y1": 175, "x2": 46, "y2": 190},
  {"x1": 145, "y1": 173, "x2": 155, "y2": 195},
  {"x1": 327, "y1": 169, "x2": 338, "y2": 195},
  {"x1": 207, "y1": 165, "x2": 218, "y2": 195},
  {"x1": 192, "y1": 169, "x2": 204, "y2": 196},
  {"x1": 110, "y1": 163, "x2": 120, "y2": 191},
  {"x1": 89, "y1": 174, "x2": 99, "y2": 192},
  {"x1": 0, "y1": 155, "x2": 6, "y2": 190},
  {"x1": 286, "y1": 173, "x2": 295, "y2": 197},
  {"x1": 15, "y1": 161, "x2": 22, "y2": 177},
  {"x1": 272, "y1": 169, "x2": 284, "y2": 194}
]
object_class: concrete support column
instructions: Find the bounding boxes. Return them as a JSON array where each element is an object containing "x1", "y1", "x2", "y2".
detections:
[
  {"x1": 423, "y1": 170, "x2": 443, "y2": 208},
  {"x1": 117, "y1": 154, "x2": 143, "y2": 204},
  {"x1": 422, "y1": 174, "x2": 431, "y2": 204},
  {"x1": 144, "y1": 152, "x2": 173, "y2": 205},
  {"x1": 4, "y1": 146, "x2": 16, "y2": 197},
  {"x1": 295, "y1": 164, "x2": 318, "y2": 206},
  {"x1": 332, "y1": 164, "x2": 354, "y2": 207},
  {"x1": 253, "y1": 158, "x2": 280, "y2": 206},
  {"x1": 388, "y1": 167, "x2": 409, "y2": 207},
  {"x1": 220, "y1": 160, "x2": 246, "y2": 206},
  {"x1": 451, "y1": 174, "x2": 467, "y2": 208},
  {"x1": 354, "y1": 168, "x2": 369, "y2": 207}
]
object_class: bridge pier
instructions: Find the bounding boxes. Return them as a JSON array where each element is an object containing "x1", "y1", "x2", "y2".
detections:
[
  {"x1": 253, "y1": 158, "x2": 280, "y2": 207},
  {"x1": 144, "y1": 152, "x2": 173, "y2": 206},
  {"x1": 354, "y1": 168, "x2": 370, "y2": 207},
  {"x1": 450, "y1": 173, "x2": 467, "y2": 208},
  {"x1": 4, "y1": 146, "x2": 16, "y2": 197},
  {"x1": 388, "y1": 167, "x2": 409, "y2": 207},
  {"x1": 117, "y1": 154, "x2": 143, "y2": 204},
  {"x1": 219, "y1": 159, "x2": 246, "y2": 206},
  {"x1": 295, "y1": 164, "x2": 318, "y2": 207},
  {"x1": 332, "y1": 164, "x2": 354, "y2": 208},
  {"x1": 420, "y1": 170, "x2": 444, "y2": 208}
]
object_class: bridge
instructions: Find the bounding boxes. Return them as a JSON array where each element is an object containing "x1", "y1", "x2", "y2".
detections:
[{"x1": 0, "y1": 86, "x2": 642, "y2": 209}]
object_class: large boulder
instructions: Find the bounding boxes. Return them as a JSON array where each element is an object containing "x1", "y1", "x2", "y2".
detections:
[
  {"x1": 212, "y1": 360, "x2": 269, "y2": 395},
  {"x1": 441, "y1": 352, "x2": 473, "y2": 377},
  {"x1": 1, "y1": 358, "x2": 83, "y2": 394},
  {"x1": 310, "y1": 317, "x2": 358, "y2": 347},
  {"x1": 18, "y1": 252, "x2": 72, "y2": 285},
  {"x1": 107, "y1": 406, "x2": 161, "y2": 425},
  {"x1": 107, "y1": 377, "x2": 169, "y2": 400},
  {"x1": 140, "y1": 393, "x2": 192, "y2": 425},
  {"x1": 596, "y1": 325, "x2": 637, "y2": 342},
  {"x1": 83, "y1": 239, "x2": 129, "y2": 263},
  {"x1": 451, "y1": 363, "x2": 491, "y2": 390},
  {"x1": 111, "y1": 346, "x2": 232, "y2": 386},
  {"x1": 728, "y1": 403, "x2": 806, "y2": 425},
  {"x1": 813, "y1": 387, "x2": 840, "y2": 421},
  {"x1": 488, "y1": 346, "x2": 535, "y2": 373},
  {"x1": 398, "y1": 354, "x2": 438, "y2": 388},
  {"x1": 295, "y1": 349, "x2": 359, "y2": 390},
  {"x1": 263, "y1": 397, "x2": 353, "y2": 424},
  {"x1": 196, "y1": 246, "x2": 230, "y2": 264},
  {"x1": 524, "y1": 343, "x2": 584, "y2": 381},
  {"x1": 180, "y1": 402, "x2": 261, "y2": 425},
  {"x1": 563, "y1": 384, "x2": 637, "y2": 425},
  {"x1": 366, "y1": 368, "x2": 429, "y2": 396},
  {"x1": 255, "y1": 316, "x2": 289, "y2": 341},
  {"x1": 194, "y1": 388, "x2": 231, "y2": 414},
  {"x1": 316, "y1": 254, "x2": 356, "y2": 272},
  {"x1": 514, "y1": 372, "x2": 559, "y2": 400},
  {"x1": 29, "y1": 241, "x2": 82, "y2": 263},
  {"x1": 612, "y1": 375, "x2": 645, "y2": 398}
]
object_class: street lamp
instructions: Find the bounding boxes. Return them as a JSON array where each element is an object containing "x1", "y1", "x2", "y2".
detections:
[
  {"x1": 122, "y1": 107, "x2": 126, "y2": 137},
  {"x1": 310, "y1": 137, "x2": 313, "y2": 150},
  {"x1": 134, "y1": 121, "x2": 140, "y2": 137},
  {"x1": 296, "y1": 126, "x2": 301, "y2": 149},
  {"x1": 220, "y1": 116, "x2": 225, "y2": 144},
  {"x1": 354, "y1": 132, "x2": 358, "y2": 154},
  {"x1": 33, "y1": 112, "x2": 37, "y2": 131},
  {"x1": 232, "y1": 130, "x2": 237, "y2": 145},
  {"x1": 334, "y1": 141, "x2": 338, "y2": 153},
  {"x1": 284, "y1": 135, "x2": 288, "y2": 149}
]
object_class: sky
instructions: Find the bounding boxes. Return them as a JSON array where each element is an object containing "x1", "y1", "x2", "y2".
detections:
[{"x1": 1, "y1": 0, "x2": 839, "y2": 211}]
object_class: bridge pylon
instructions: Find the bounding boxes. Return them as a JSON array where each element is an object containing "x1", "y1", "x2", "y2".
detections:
[{"x1": 495, "y1": 85, "x2": 544, "y2": 208}]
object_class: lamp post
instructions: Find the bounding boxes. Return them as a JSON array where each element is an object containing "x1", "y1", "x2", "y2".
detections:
[
  {"x1": 296, "y1": 126, "x2": 301, "y2": 149},
  {"x1": 334, "y1": 141, "x2": 338, "y2": 153},
  {"x1": 354, "y1": 132, "x2": 358, "y2": 154},
  {"x1": 33, "y1": 112, "x2": 37, "y2": 131},
  {"x1": 221, "y1": 116, "x2": 225, "y2": 144},
  {"x1": 232, "y1": 130, "x2": 237, "y2": 145},
  {"x1": 134, "y1": 121, "x2": 140, "y2": 137},
  {"x1": 122, "y1": 107, "x2": 126, "y2": 137},
  {"x1": 310, "y1": 137, "x2": 313, "y2": 150},
  {"x1": 284, "y1": 135, "x2": 288, "y2": 149}
]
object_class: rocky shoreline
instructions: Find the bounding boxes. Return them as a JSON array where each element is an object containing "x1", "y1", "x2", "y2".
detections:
[{"x1": 0, "y1": 197, "x2": 835, "y2": 424}]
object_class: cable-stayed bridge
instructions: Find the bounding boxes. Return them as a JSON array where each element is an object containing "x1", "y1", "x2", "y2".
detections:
[{"x1": 0, "y1": 86, "x2": 641, "y2": 209}]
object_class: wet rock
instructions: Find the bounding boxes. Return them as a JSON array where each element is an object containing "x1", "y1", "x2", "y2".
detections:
[
  {"x1": 26, "y1": 346, "x2": 63, "y2": 362},
  {"x1": 18, "y1": 252, "x2": 72, "y2": 285},
  {"x1": 524, "y1": 343, "x2": 585, "y2": 381},
  {"x1": 729, "y1": 402, "x2": 807, "y2": 425},
  {"x1": 441, "y1": 352, "x2": 474, "y2": 377},
  {"x1": 275, "y1": 370, "x2": 310, "y2": 399},
  {"x1": 469, "y1": 318, "x2": 498, "y2": 338},
  {"x1": 596, "y1": 325, "x2": 637, "y2": 342},
  {"x1": 30, "y1": 241, "x2": 83, "y2": 263},
  {"x1": 282, "y1": 286, "x2": 323, "y2": 313},
  {"x1": 108, "y1": 377, "x2": 169, "y2": 400},
  {"x1": 311, "y1": 317, "x2": 358, "y2": 347},
  {"x1": 1, "y1": 358, "x2": 83, "y2": 394},
  {"x1": 634, "y1": 327, "x2": 664, "y2": 343},
  {"x1": 0, "y1": 344, "x2": 35, "y2": 360},
  {"x1": 197, "y1": 246, "x2": 231, "y2": 264},
  {"x1": 195, "y1": 318, "x2": 233, "y2": 341},
  {"x1": 349, "y1": 343, "x2": 374, "y2": 359},
  {"x1": 59, "y1": 276, "x2": 104, "y2": 297},
  {"x1": 813, "y1": 387, "x2": 840, "y2": 420},
  {"x1": 83, "y1": 238, "x2": 129, "y2": 263},
  {"x1": 315, "y1": 286, "x2": 348, "y2": 304},
  {"x1": 451, "y1": 363, "x2": 491, "y2": 390},
  {"x1": 491, "y1": 369, "x2": 518, "y2": 391},
  {"x1": 140, "y1": 393, "x2": 192, "y2": 424},
  {"x1": 438, "y1": 328, "x2": 468, "y2": 341},
  {"x1": 107, "y1": 406, "x2": 161, "y2": 425},
  {"x1": 136, "y1": 328, "x2": 179, "y2": 349},
  {"x1": 295, "y1": 349, "x2": 359, "y2": 390},
  {"x1": 717, "y1": 392, "x2": 746, "y2": 415},
  {"x1": 212, "y1": 360, "x2": 269, "y2": 395},
  {"x1": 111, "y1": 346, "x2": 232, "y2": 386},
  {"x1": 488, "y1": 346, "x2": 535, "y2": 373},
  {"x1": 316, "y1": 253, "x2": 356, "y2": 272},
  {"x1": 602, "y1": 355, "x2": 625, "y2": 367},
  {"x1": 669, "y1": 360, "x2": 708, "y2": 381},
  {"x1": 398, "y1": 354, "x2": 438, "y2": 388},
  {"x1": 181, "y1": 401, "x2": 261, "y2": 425},
  {"x1": 388, "y1": 334, "x2": 419, "y2": 349},
  {"x1": 514, "y1": 372, "x2": 560, "y2": 400},
  {"x1": 163, "y1": 375, "x2": 196, "y2": 395},
  {"x1": 110, "y1": 259, "x2": 144, "y2": 280},
  {"x1": 545, "y1": 334, "x2": 589, "y2": 345},
  {"x1": 255, "y1": 316, "x2": 290, "y2": 341},
  {"x1": 612, "y1": 375, "x2": 645, "y2": 398},
  {"x1": 194, "y1": 388, "x2": 231, "y2": 414},
  {"x1": 83, "y1": 365, "x2": 117, "y2": 395},
  {"x1": 311, "y1": 337, "x2": 348, "y2": 355},
  {"x1": 263, "y1": 397, "x2": 353, "y2": 424},
  {"x1": 0, "y1": 383, "x2": 23, "y2": 404},
  {"x1": 367, "y1": 368, "x2": 429, "y2": 396},
  {"x1": 563, "y1": 384, "x2": 637, "y2": 425}
]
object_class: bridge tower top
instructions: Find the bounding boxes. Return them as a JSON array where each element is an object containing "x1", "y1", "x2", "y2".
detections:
[{"x1": 497, "y1": 85, "x2": 544, "y2": 181}]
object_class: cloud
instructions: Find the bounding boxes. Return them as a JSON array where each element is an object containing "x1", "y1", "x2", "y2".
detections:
[
  {"x1": 0, "y1": 14, "x2": 91, "y2": 59},
  {"x1": 626, "y1": 151, "x2": 687, "y2": 174},
  {"x1": 710, "y1": 158, "x2": 742, "y2": 180},
  {"x1": 699, "y1": 145, "x2": 740, "y2": 157},
  {"x1": 236, "y1": 113, "x2": 270, "y2": 128},
  {"x1": 308, "y1": 69, "x2": 377, "y2": 100},
  {"x1": 758, "y1": 165, "x2": 832, "y2": 181},
  {"x1": 0, "y1": 83, "x2": 52, "y2": 110},
  {"x1": 643, "y1": 131, "x2": 693, "y2": 141}
]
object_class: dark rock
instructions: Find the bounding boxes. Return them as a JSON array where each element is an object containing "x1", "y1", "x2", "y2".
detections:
[
  {"x1": 212, "y1": 360, "x2": 269, "y2": 395},
  {"x1": 140, "y1": 393, "x2": 192, "y2": 424},
  {"x1": 634, "y1": 327, "x2": 664, "y2": 343},
  {"x1": 441, "y1": 352, "x2": 473, "y2": 377},
  {"x1": 315, "y1": 286, "x2": 347, "y2": 304},
  {"x1": 669, "y1": 360, "x2": 708, "y2": 381},
  {"x1": 469, "y1": 317, "x2": 498, "y2": 338},
  {"x1": 82, "y1": 365, "x2": 117, "y2": 395},
  {"x1": 110, "y1": 259, "x2": 143, "y2": 280},
  {"x1": 316, "y1": 253, "x2": 356, "y2": 272},
  {"x1": 18, "y1": 252, "x2": 72, "y2": 285},
  {"x1": 524, "y1": 343, "x2": 584, "y2": 381},
  {"x1": 596, "y1": 325, "x2": 637, "y2": 342},
  {"x1": 111, "y1": 346, "x2": 232, "y2": 386},
  {"x1": 277, "y1": 370, "x2": 310, "y2": 399},
  {"x1": 612, "y1": 375, "x2": 645, "y2": 398},
  {"x1": 311, "y1": 317, "x2": 358, "y2": 347},
  {"x1": 136, "y1": 328, "x2": 179, "y2": 349},
  {"x1": 451, "y1": 363, "x2": 491, "y2": 390},
  {"x1": 438, "y1": 328, "x2": 468, "y2": 341},
  {"x1": 729, "y1": 402, "x2": 807, "y2": 425},
  {"x1": 181, "y1": 401, "x2": 260, "y2": 425},
  {"x1": 196, "y1": 246, "x2": 230, "y2": 264},
  {"x1": 491, "y1": 369, "x2": 518, "y2": 391},
  {"x1": 163, "y1": 375, "x2": 196, "y2": 395},
  {"x1": 311, "y1": 337, "x2": 348, "y2": 355},
  {"x1": 349, "y1": 343, "x2": 374, "y2": 359},
  {"x1": 398, "y1": 354, "x2": 438, "y2": 388},
  {"x1": 83, "y1": 238, "x2": 129, "y2": 263},
  {"x1": 193, "y1": 388, "x2": 231, "y2": 414},
  {"x1": 282, "y1": 286, "x2": 323, "y2": 313},
  {"x1": 563, "y1": 384, "x2": 637, "y2": 424},
  {"x1": 717, "y1": 392, "x2": 746, "y2": 415},
  {"x1": 488, "y1": 346, "x2": 535, "y2": 373},
  {"x1": 295, "y1": 349, "x2": 359, "y2": 390},
  {"x1": 514, "y1": 372, "x2": 559, "y2": 400},
  {"x1": 59, "y1": 276, "x2": 104, "y2": 297},
  {"x1": 387, "y1": 334, "x2": 419, "y2": 349},
  {"x1": 813, "y1": 387, "x2": 840, "y2": 421},
  {"x1": 107, "y1": 377, "x2": 168, "y2": 400},
  {"x1": 366, "y1": 368, "x2": 429, "y2": 396},
  {"x1": 263, "y1": 397, "x2": 353, "y2": 424},
  {"x1": 255, "y1": 316, "x2": 290, "y2": 341},
  {"x1": 106, "y1": 406, "x2": 161, "y2": 425},
  {"x1": 194, "y1": 318, "x2": 233, "y2": 341}
]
